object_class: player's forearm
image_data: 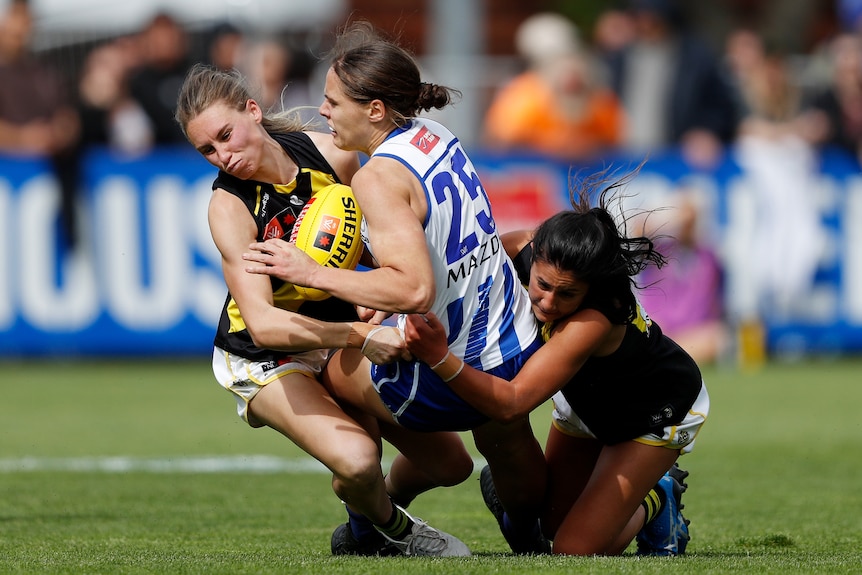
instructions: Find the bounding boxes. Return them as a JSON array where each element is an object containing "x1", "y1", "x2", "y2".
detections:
[
  {"x1": 307, "y1": 266, "x2": 434, "y2": 314},
  {"x1": 248, "y1": 312, "x2": 370, "y2": 352}
]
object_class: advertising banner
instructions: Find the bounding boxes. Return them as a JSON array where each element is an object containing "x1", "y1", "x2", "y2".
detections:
[{"x1": 1, "y1": 146, "x2": 860, "y2": 357}]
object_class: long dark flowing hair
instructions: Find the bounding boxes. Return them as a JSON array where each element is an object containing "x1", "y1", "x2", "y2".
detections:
[{"x1": 531, "y1": 165, "x2": 667, "y2": 324}]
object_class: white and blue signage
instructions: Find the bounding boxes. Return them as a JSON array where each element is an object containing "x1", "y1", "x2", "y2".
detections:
[{"x1": 1, "y1": 146, "x2": 860, "y2": 357}]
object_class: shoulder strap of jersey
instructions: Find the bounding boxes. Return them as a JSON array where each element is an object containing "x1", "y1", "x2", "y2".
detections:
[
  {"x1": 272, "y1": 131, "x2": 340, "y2": 180},
  {"x1": 512, "y1": 243, "x2": 532, "y2": 286}
]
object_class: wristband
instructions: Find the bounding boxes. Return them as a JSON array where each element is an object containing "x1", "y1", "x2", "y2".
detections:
[
  {"x1": 430, "y1": 350, "x2": 465, "y2": 382},
  {"x1": 361, "y1": 326, "x2": 389, "y2": 354},
  {"x1": 430, "y1": 351, "x2": 450, "y2": 370},
  {"x1": 444, "y1": 358, "x2": 465, "y2": 382}
]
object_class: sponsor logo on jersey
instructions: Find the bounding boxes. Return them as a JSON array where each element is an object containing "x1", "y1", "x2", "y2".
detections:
[
  {"x1": 410, "y1": 126, "x2": 440, "y2": 154},
  {"x1": 445, "y1": 235, "x2": 501, "y2": 288},
  {"x1": 260, "y1": 189, "x2": 269, "y2": 217},
  {"x1": 650, "y1": 404, "x2": 675, "y2": 426}
]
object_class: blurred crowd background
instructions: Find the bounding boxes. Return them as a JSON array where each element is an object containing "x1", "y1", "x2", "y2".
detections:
[
  {"x1": 6, "y1": 0, "x2": 859, "y2": 161},
  {"x1": 3, "y1": 0, "x2": 862, "y2": 366}
]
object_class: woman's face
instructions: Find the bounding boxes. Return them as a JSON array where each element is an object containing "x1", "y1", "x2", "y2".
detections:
[
  {"x1": 319, "y1": 67, "x2": 373, "y2": 152},
  {"x1": 185, "y1": 99, "x2": 264, "y2": 180},
  {"x1": 528, "y1": 259, "x2": 589, "y2": 323}
]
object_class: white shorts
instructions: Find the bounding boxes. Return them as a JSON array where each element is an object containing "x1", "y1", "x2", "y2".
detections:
[
  {"x1": 551, "y1": 382, "x2": 710, "y2": 454},
  {"x1": 212, "y1": 346, "x2": 335, "y2": 427}
]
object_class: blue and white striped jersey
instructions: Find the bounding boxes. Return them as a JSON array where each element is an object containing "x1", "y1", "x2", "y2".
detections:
[{"x1": 372, "y1": 118, "x2": 537, "y2": 370}]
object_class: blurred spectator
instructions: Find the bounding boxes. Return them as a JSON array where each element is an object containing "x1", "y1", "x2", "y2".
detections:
[
  {"x1": 637, "y1": 190, "x2": 728, "y2": 365},
  {"x1": 685, "y1": 0, "x2": 827, "y2": 57},
  {"x1": 240, "y1": 37, "x2": 317, "y2": 125},
  {"x1": 205, "y1": 21, "x2": 245, "y2": 72},
  {"x1": 604, "y1": 0, "x2": 740, "y2": 169},
  {"x1": 482, "y1": 12, "x2": 623, "y2": 160},
  {"x1": 725, "y1": 29, "x2": 811, "y2": 136},
  {"x1": 0, "y1": 0, "x2": 81, "y2": 246},
  {"x1": 726, "y1": 30, "x2": 825, "y2": 331},
  {"x1": 800, "y1": 32, "x2": 862, "y2": 166},
  {"x1": 592, "y1": 8, "x2": 636, "y2": 58},
  {"x1": 128, "y1": 11, "x2": 191, "y2": 145},
  {"x1": 77, "y1": 37, "x2": 153, "y2": 157},
  {"x1": 722, "y1": 27, "x2": 765, "y2": 111}
]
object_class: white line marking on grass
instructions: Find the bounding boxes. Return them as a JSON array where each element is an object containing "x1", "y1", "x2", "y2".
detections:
[
  {"x1": 0, "y1": 456, "x2": 488, "y2": 474},
  {"x1": 0, "y1": 456, "x2": 330, "y2": 473}
]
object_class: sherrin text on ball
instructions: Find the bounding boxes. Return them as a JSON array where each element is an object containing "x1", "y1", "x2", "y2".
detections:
[{"x1": 289, "y1": 183, "x2": 363, "y2": 300}]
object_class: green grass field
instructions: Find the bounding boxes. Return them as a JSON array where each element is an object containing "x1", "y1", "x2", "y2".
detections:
[{"x1": 2, "y1": 356, "x2": 861, "y2": 574}]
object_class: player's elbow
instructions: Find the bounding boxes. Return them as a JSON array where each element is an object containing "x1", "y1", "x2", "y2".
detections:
[
  {"x1": 488, "y1": 392, "x2": 532, "y2": 424},
  {"x1": 245, "y1": 325, "x2": 271, "y2": 349},
  {"x1": 495, "y1": 405, "x2": 532, "y2": 425},
  {"x1": 245, "y1": 322, "x2": 283, "y2": 350},
  {"x1": 399, "y1": 283, "x2": 435, "y2": 314}
]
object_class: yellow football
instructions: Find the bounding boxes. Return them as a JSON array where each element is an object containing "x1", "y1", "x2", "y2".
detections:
[{"x1": 289, "y1": 183, "x2": 363, "y2": 300}]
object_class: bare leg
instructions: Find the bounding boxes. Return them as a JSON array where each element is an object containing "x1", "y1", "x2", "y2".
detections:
[
  {"x1": 324, "y1": 348, "x2": 474, "y2": 503},
  {"x1": 323, "y1": 348, "x2": 402, "y2": 423},
  {"x1": 248, "y1": 372, "x2": 394, "y2": 525},
  {"x1": 322, "y1": 349, "x2": 475, "y2": 556},
  {"x1": 472, "y1": 418, "x2": 546, "y2": 524},
  {"x1": 544, "y1": 426, "x2": 679, "y2": 555},
  {"x1": 382, "y1": 421, "x2": 474, "y2": 507}
]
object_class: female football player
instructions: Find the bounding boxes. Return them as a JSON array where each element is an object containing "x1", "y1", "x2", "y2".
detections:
[
  {"x1": 176, "y1": 63, "x2": 471, "y2": 557},
  {"x1": 241, "y1": 22, "x2": 548, "y2": 555},
  {"x1": 404, "y1": 168, "x2": 710, "y2": 556}
]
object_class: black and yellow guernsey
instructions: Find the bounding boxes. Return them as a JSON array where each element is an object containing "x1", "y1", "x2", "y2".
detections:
[
  {"x1": 211, "y1": 131, "x2": 359, "y2": 362},
  {"x1": 511, "y1": 243, "x2": 701, "y2": 445}
]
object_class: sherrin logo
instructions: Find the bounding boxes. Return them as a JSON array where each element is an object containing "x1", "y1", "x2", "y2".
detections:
[{"x1": 325, "y1": 196, "x2": 359, "y2": 267}]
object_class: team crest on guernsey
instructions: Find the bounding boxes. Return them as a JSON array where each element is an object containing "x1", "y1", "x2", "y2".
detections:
[
  {"x1": 263, "y1": 208, "x2": 298, "y2": 240},
  {"x1": 410, "y1": 126, "x2": 440, "y2": 154}
]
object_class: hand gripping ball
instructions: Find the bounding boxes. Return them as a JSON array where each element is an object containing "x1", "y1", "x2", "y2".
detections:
[{"x1": 289, "y1": 183, "x2": 363, "y2": 300}]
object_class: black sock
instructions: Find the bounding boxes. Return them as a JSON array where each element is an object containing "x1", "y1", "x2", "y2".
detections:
[
  {"x1": 502, "y1": 512, "x2": 541, "y2": 537},
  {"x1": 641, "y1": 485, "x2": 667, "y2": 526},
  {"x1": 375, "y1": 502, "x2": 414, "y2": 540},
  {"x1": 346, "y1": 506, "x2": 377, "y2": 542}
]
